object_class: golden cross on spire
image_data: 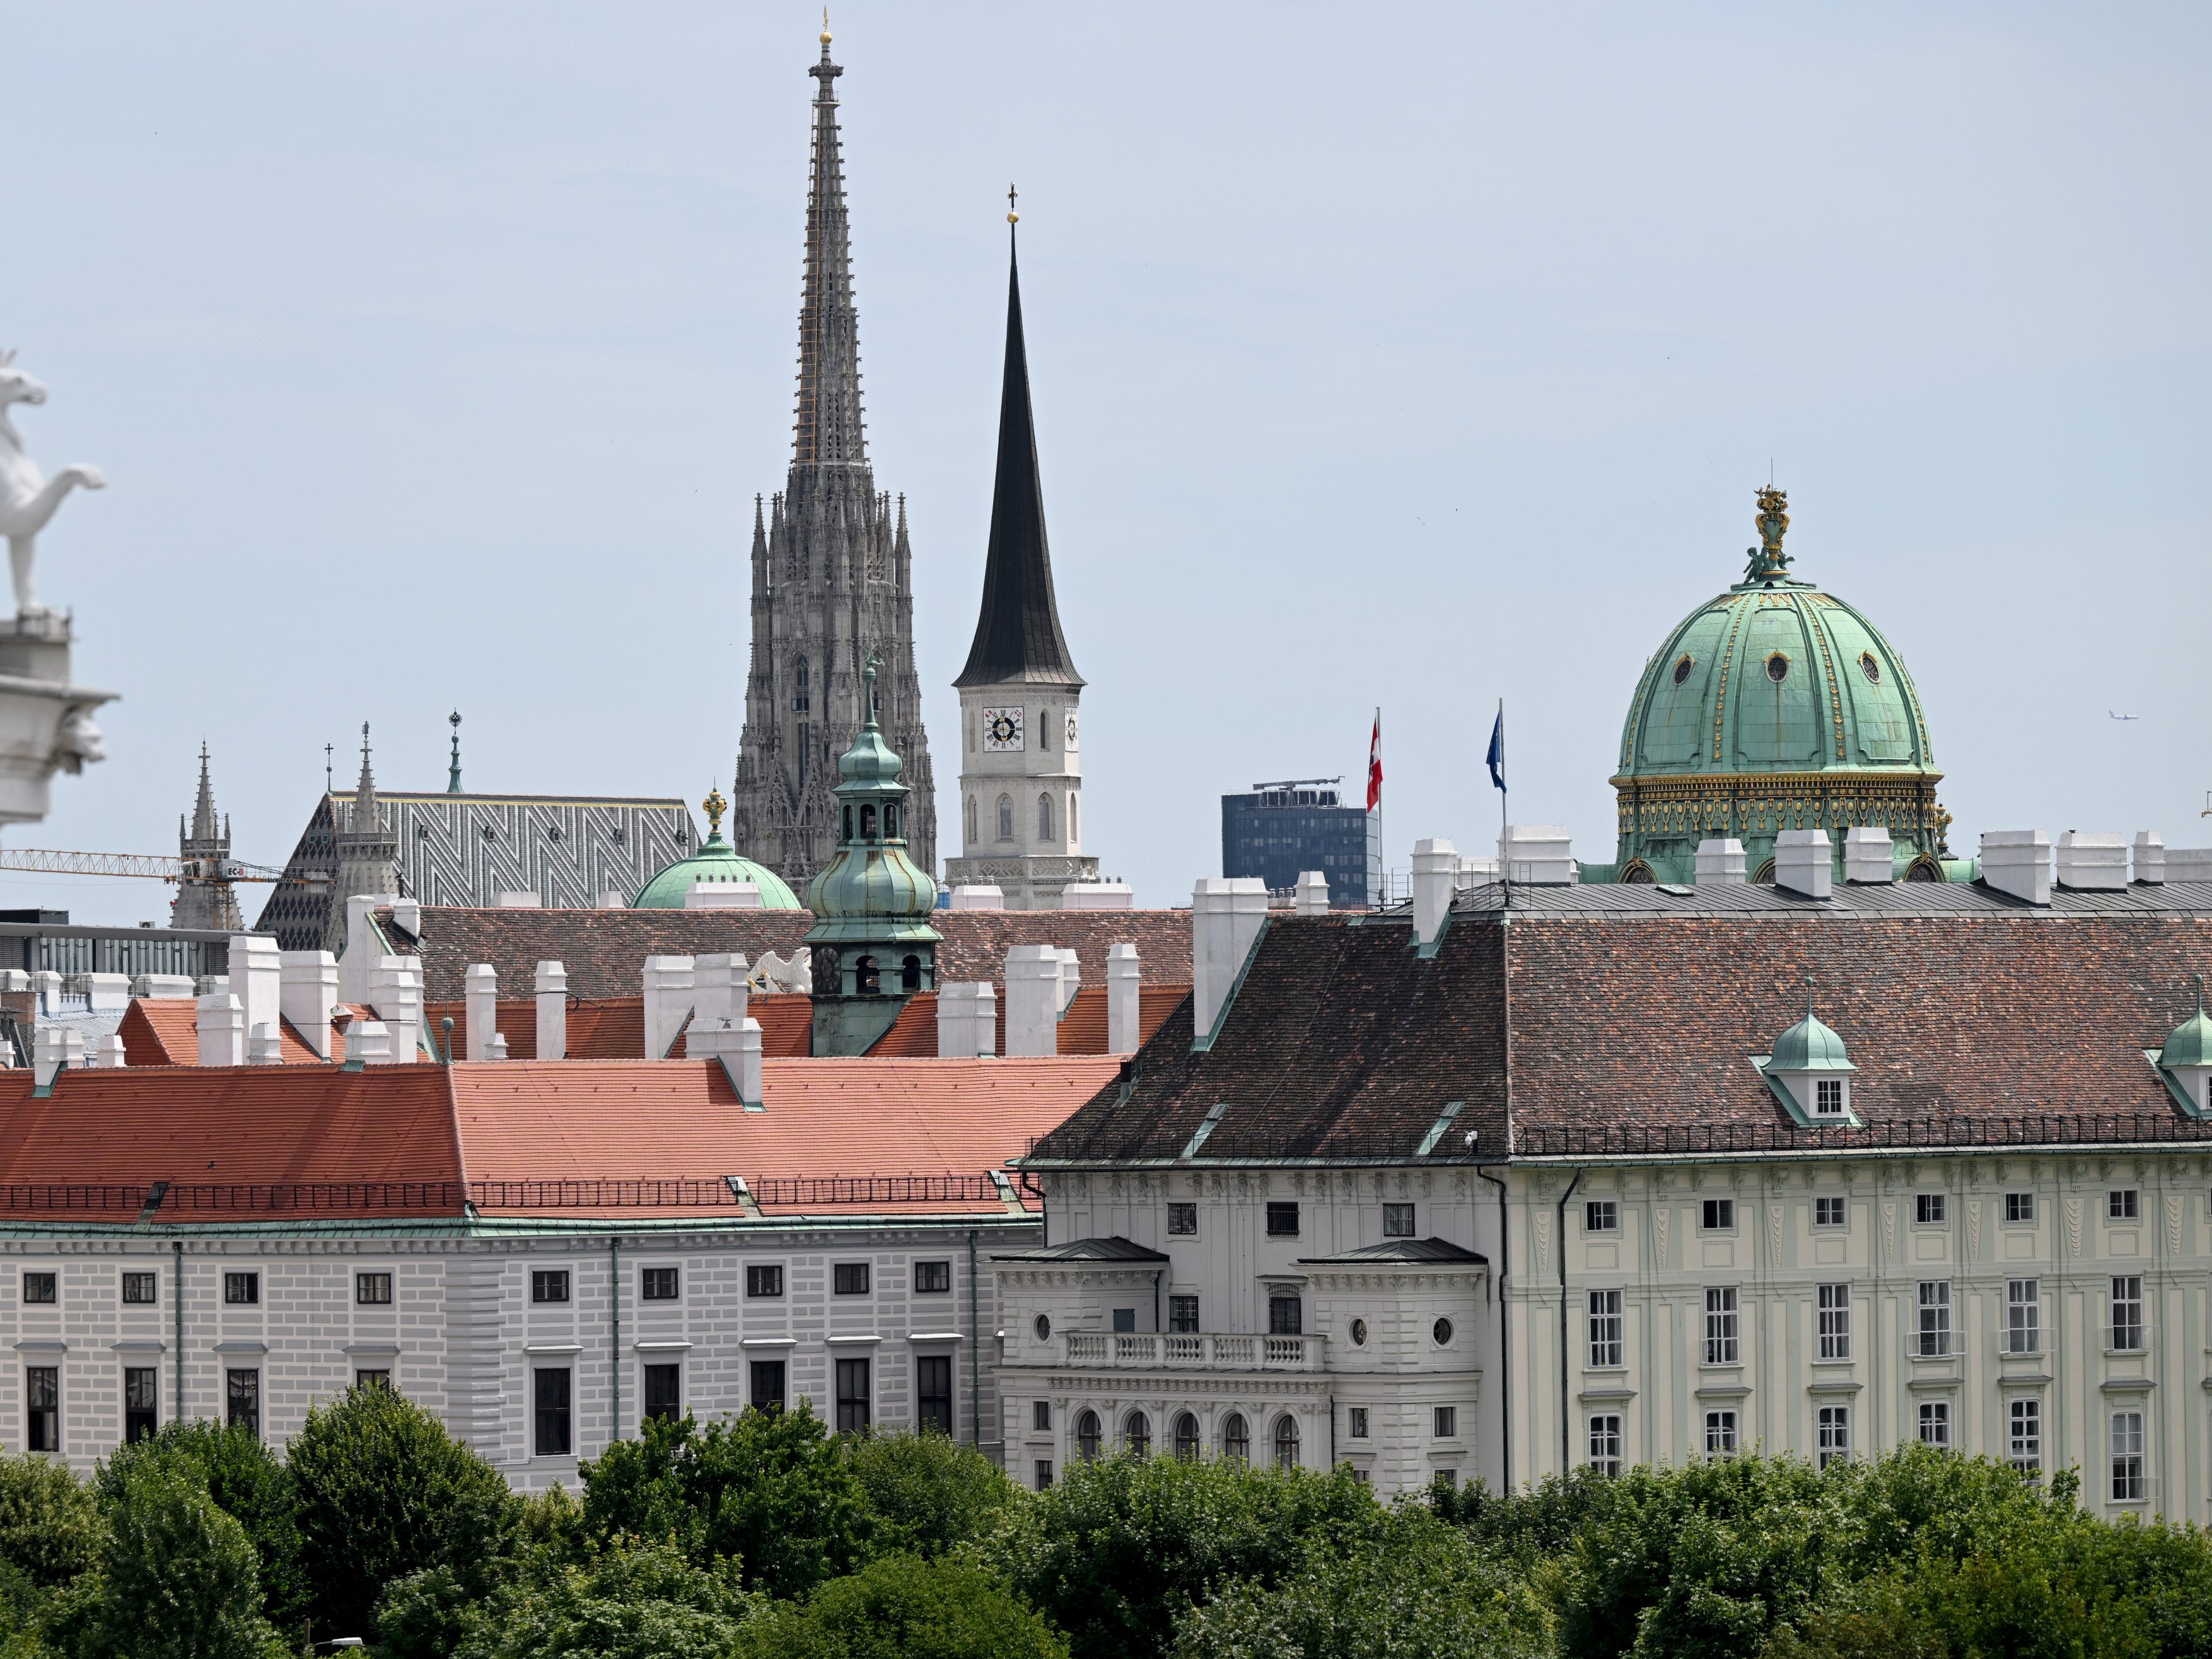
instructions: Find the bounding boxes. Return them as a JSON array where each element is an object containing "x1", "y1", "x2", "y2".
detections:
[{"x1": 1007, "y1": 182, "x2": 1019, "y2": 224}]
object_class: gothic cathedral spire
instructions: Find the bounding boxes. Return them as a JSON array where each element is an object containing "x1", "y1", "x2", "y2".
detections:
[{"x1": 731, "y1": 24, "x2": 937, "y2": 889}]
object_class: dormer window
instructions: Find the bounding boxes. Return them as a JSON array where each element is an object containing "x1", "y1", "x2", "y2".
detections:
[
  {"x1": 2153, "y1": 976, "x2": 2212, "y2": 1118},
  {"x1": 1814, "y1": 1078, "x2": 1846, "y2": 1117},
  {"x1": 1757, "y1": 986, "x2": 1858, "y2": 1127}
]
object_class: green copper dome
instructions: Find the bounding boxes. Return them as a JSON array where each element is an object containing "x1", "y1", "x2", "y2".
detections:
[
  {"x1": 804, "y1": 657, "x2": 941, "y2": 941},
  {"x1": 633, "y1": 788, "x2": 803, "y2": 910},
  {"x1": 1608, "y1": 488, "x2": 1947, "y2": 885},
  {"x1": 2159, "y1": 979, "x2": 2212, "y2": 1071},
  {"x1": 1767, "y1": 1008, "x2": 1856, "y2": 1073}
]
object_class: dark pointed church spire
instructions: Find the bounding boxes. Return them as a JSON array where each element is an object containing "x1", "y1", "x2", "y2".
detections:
[
  {"x1": 955, "y1": 191, "x2": 1081, "y2": 689},
  {"x1": 793, "y1": 16, "x2": 866, "y2": 469}
]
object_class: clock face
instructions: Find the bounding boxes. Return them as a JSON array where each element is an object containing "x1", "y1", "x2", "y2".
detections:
[
  {"x1": 982, "y1": 706, "x2": 1025, "y2": 751},
  {"x1": 1064, "y1": 711, "x2": 1079, "y2": 748}
]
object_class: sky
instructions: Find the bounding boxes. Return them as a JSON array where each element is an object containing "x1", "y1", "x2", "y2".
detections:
[{"x1": 6, "y1": 1, "x2": 2208, "y2": 923}]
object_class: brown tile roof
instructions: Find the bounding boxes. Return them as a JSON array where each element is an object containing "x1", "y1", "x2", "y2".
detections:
[
  {"x1": 1029, "y1": 907, "x2": 2212, "y2": 1165},
  {"x1": 378, "y1": 905, "x2": 1194, "y2": 1001}
]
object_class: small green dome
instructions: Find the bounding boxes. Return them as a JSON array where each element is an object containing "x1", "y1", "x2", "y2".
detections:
[
  {"x1": 633, "y1": 789, "x2": 802, "y2": 910},
  {"x1": 805, "y1": 656, "x2": 940, "y2": 943},
  {"x1": 2160, "y1": 981, "x2": 2212, "y2": 1071},
  {"x1": 1769, "y1": 1010, "x2": 1855, "y2": 1073}
]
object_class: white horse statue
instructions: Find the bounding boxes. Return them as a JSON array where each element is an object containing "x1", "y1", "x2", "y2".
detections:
[{"x1": 0, "y1": 349, "x2": 105, "y2": 619}]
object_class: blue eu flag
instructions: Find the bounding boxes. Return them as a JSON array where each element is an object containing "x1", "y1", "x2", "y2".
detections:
[{"x1": 1486, "y1": 709, "x2": 1506, "y2": 793}]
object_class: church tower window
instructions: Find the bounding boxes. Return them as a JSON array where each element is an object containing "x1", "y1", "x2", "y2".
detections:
[
  {"x1": 998, "y1": 796, "x2": 1014, "y2": 842},
  {"x1": 860, "y1": 804, "x2": 876, "y2": 841},
  {"x1": 1038, "y1": 794, "x2": 1053, "y2": 840},
  {"x1": 1069, "y1": 793, "x2": 1078, "y2": 841},
  {"x1": 965, "y1": 796, "x2": 977, "y2": 845},
  {"x1": 794, "y1": 657, "x2": 810, "y2": 713}
]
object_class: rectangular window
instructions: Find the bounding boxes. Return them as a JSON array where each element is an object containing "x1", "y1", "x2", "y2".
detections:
[
  {"x1": 2009, "y1": 1398, "x2": 2042, "y2": 1474},
  {"x1": 746, "y1": 1264, "x2": 783, "y2": 1298},
  {"x1": 1382, "y1": 1203, "x2": 1416, "y2": 1238},
  {"x1": 1111, "y1": 1307, "x2": 1136, "y2": 1333},
  {"x1": 1916, "y1": 1194, "x2": 1947, "y2": 1225},
  {"x1": 1705, "y1": 1409, "x2": 1738, "y2": 1455},
  {"x1": 2006, "y1": 1279, "x2": 2040, "y2": 1354},
  {"x1": 356, "y1": 1272, "x2": 392, "y2": 1306},
  {"x1": 1167, "y1": 1202, "x2": 1197, "y2": 1235},
  {"x1": 1704, "y1": 1286, "x2": 1740, "y2": 1365},
  {"x1": 1265, "y1": 1202, "x2": 1300, "y2": 1237},
  {"x1": 833, "y1": 1262, "x2": 871, "y2": 1296},
  {"x1": 124, "y1": 1367, "x2": 158, "y2": 1443},
  {"x1": 643, "y1": 1363, "x2": 680, "y2": 1424},
  {"x1": 354, "y1": 1370, "x2": 390, "y2": 1390},
  {"x1": 1817, "y1": 1404, "x2": 1851, "y2": 1469},
  {"x1": 2110, "y1": 1276, "x2": 2145, "y2": 1352},
  {"x1": 21, "y1": 1272, "x2": 55, "y2": 1305},
  {"x1": 1918, "y1": 1401, "x2": 1950, "y2": 1448},
  {"x1": 1349, "y1": 1407, "x2": 1370, "y2": 1438},
  {"x1": 25, "y1": 1367, "x2": 57, "y2": 1453},
  {"x1": 913, "y1": 1260, "x2": 952, "y2": 1294},
  {"x1": 1915, "y1": 1281, "x2": 1952, "y2": 1356},
  {"x1": 1268, "y1": 1292, "x2": 1303, "y2": 1336},
  {"x1": 1035, "y1": 1459, "x2": 1054, "y2": 1490},
  {"x1": 640, "y1": 1267, "x2": 679, "y2": 1301},
  {"x1": 1701, "y1": 1199, "x2": 1735, "y2": 1231},
  {"x1": 1585, "y1": 1200, "x2": 1619, "y2": 1233},
  {"x1": 1433, "y1": 1405, "x2": 1457, "y2": 1438},
  {"x1": 916, "y1": 1356, "x2": 953, "y2": 1433},
  {"x1": 1813, "y1": 1076, "x2": 1844, "y2": 1116},
  {"x1": 1817, "y1": 1283, "x2": 1851, "y2": 1360},
  {"x1": 835, "y1": 1358, "x2": 871, "y2": 1433},
  {"x1": 2111, "y1": 1411, "x2": 2145, "y2": 1501},
  {"x1": 121, "y1": 1272, "x2": 157, "y2": 1305},
  {"x1": 1168, "y1": 1294, "x2": 1199, "y2": 1334},
  {"x1": 1813, "y1": 1196, "x2": 1847, "y2": 1228},
  {"x1": 1587, "y1": 1289, "x2": 1624, "y2": 1368},
  {"x1": 2109, "y1": 1189, "x2": 2139, "y2": 1222},
  {"x1": 1032, "y1": 1400, "x2": 1052, "y2": 1432},
  {"x1": 2005, "y1": 1192, "x2": 2035, "y2": 1223},
  {"x1": 224, "y1": 1271, "x2": 259, "y2": 1306},
  {"x1": 533, "y1": 1368, "x2": 571, "y2": 1455},
  {"x1": 530, "y1": 1270, "x2": 569, "y2": 1305},
  {"x1": 226, "y1": 1368, "x2": 260, "y2": 1440},
  {"x1": 748, "y1": 1359, "x2": 786, "y2": 1414},
  {"x1": 1588, "y1": 1414, "x2": 1622, "y2": 1477}
]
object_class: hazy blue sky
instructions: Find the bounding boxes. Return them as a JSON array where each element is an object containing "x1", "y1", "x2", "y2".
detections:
[{"x1": 7, "y1": 2, "x2": 2208, "y2": 923}]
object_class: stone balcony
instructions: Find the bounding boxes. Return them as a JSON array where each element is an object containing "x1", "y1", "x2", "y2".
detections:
[{"x1": 1062, "y1": 1331, "x2": 1328, "y2": 1372}]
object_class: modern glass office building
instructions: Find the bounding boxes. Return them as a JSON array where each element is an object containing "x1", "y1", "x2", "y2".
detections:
[{"x1": 1220, "y1": 783, "x2": 1379, "y2": 907}]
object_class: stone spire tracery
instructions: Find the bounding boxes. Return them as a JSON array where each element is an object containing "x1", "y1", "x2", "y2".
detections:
[
  {"x1": 730, "y1": 24, "x2": 936, "y2": 888},
  {"x1": 172, "y1": 743, "x2": 243, "y2": 933}
]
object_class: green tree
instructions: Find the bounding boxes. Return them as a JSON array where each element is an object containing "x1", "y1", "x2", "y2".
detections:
[
  {"x1": 95, "y1": 1419, "x2": 306, "y2": 1633},
  {"x1": 462, "y1": 1537, "x2": 752, "y2": 1659},
  {"x1": 0, "y1": 1452, "x2": 102, "y2": 1588},
  {"x1": 1173, "y1": 1503, "x2": 1555, "y2": 1659},
  {"x1": 990, "y1": 1454, "x2": 1380, "y2": 1659},
  {"x1": 76, "y1": 1465, "x2": 286, "y2": 1659},
  {"x1": 844, "y1": 1429, "x2": 1019, "y2": 1558},
  {"x1": 732, "y1": 1553, "x2": 1066, "y2": 1659},
  {"x1": 286, "y1": 1382, "x2": 517, "y2": 1641},
  {"x1": 580, "y1": 1407, "x2": 877, "y2": 1599}
]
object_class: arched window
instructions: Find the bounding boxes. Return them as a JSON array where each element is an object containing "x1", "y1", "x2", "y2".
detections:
[
  {"x1": 900, "y1": 954, "x2": 921, "y2": 992},
  {"x1": 1069, "y1": 793, "x2": 1079, "y2": 841},
  {"x1": 855, "y1": 955, "x2": 880, "y2": 994},
  {"x1": 1173, "y1": 1412, "x2": 1200, "y2": 1462},
  {"x1": 883, "y1": 804, "x2": 898, "y2": 841},
  {"x1": 1221, "y1": 1413, "x2": 1250, "y2": 1464},
  {"x1": 794, "y1": 656, "x2": 810, "y2": 713},
  {"x1": 1039, "y1": 711, "x2": 1051, "y2": 752},
  {"x1": 1123, "y1": 1411, "x2": 1150, "y2": 1458},
  {"x1": 841, "y1": 805, "x2": 853, "y2": 841},
  {"x1": 1272, "y1": 1414, "x2": 1300, "y2": 1470},
  {"x1": 1038, "y1": 793, "x2": 1054, "y2": 841},
  {"x1": 965, "y1": 796, "x2": 977, "y2": 844},
  {"x1": 1077, "y1": 1410, "x2": 1102, "y2": 1460},
  {"x1": 859, "y1": 803, "x2": 876, "y2": 840},
  {"x1": 998, "y1": 796, "x2": 1013, "y2": 842}
]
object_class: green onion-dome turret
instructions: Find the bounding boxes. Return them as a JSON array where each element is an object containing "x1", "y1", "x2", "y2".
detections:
[{"x1": 805, "y1": 655, "x2": 941, "y2": 938}]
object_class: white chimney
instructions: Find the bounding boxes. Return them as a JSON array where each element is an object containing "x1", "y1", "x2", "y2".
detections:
[
  {"x1": 597, "y1": 890, "x2": 629, "y2": 910},
  {"x1": 494, "y1": 892, "x2": 542, "y2": 909},
  {"x1": 690, "y1": 1016, "x2": 764, "y2": 1105},
  {"x1": 132, "y1": 974, "x2": 196, "y2": 999},
  {"x1": 1773, "y1": 829, "x2": 1834, "y2": 899},
  {"x1": 486, "y1": 1031, "x2": 509, "y2": 1061},
  {"x1": 641, "y1": 955, "x2": 696, "y2": 1059},
  {"x1": 349, "y1": 1019, "x2": 396, "y2": 1065},
  {"x1": 1191, "y1": 877, "x2": 1267, "y2": 1040},
  {"x1": 1411, "y1": 839, "x2": 1456, "y2": 946},
  {"x1": 365, "y1": 955, "x2": 423, "y2": 1062},
  {"x1": 948, "y1": 884, "x2": 1004, "y2": 911},
  {"x1": 1293, "y1": 871, "x2": 1329, "y2": 916},
  {"x1": 197, "y1": 992, "x2": 245, "y2": 1067},
  {"x1": 1454, "y1": 855, "x2": 1499, "y2": 890},
  {"x1": 2167, "y1": 848, "x2": 2212, "y2": 885},
  {"x1": 464, "y1": 963, "x2": 499, "y2": 1061},
  {"x1": 1004, "y1": 945, "x2": 1061, "y2": 1057},
  {"x1": 1843, "y1": 827, "x2": 1894, "y2": 885},
  {"x1": 693, "y1": 953, "x2": 750, "y2": 1036},
  {"x1": 935, "y1": 981, "x2": 996, "y2": 1057},
  {"x1": 390, "y1": 898, "x2": 421, "y2": 936},
  {"x1": 339, "y1": 892, "x2": 401, "y2": 1003},
  {"x1": 32, "y1": 970, "x2": 62, "y2": 1016},
  {"x1": 32, "y1": 1025, "x2": 83, "y2": 1086},
  {"x1": 1499, "y1": 825, "x2": 1576, "y2": 885},
  {"x1": 2055, "y1": 831, "x2": 2127, "y2": 891},
  {"x1": 684, "y1": 881, "x2": 763, "y2": 909},
  {"x1": 1062, "y1": 881, "x2": 1135, "y2": 911},
  {"x1": 1106, "y1": 942, "x2": 1141, "y2": 1054},
  {"x1": 79, "y1": 973, "x2": 131, "y2": 1013},
  {"x1": 1055, "y1": 947, "x2": 1081, "y2": 1013},
  {"x1": 278, "y1": 951, "x2": 339, "y2": 1059},
  {"x1": 247, "y1": 1022, "x2": 283, "y2": 1065},
  {"x1": 2132, "y1": 831, "x2": 2165, "y2": 885},
  {"x1": 534, "y1": 960, "x2": 569, "y2": 1060},
  {"x1": 90, "y1": 1033, "x2": 127, "y2": 1069},
  {"x1": 1695, "y1": 839, "x2": 1747, "y2": 885},
  {"x1": 1980, "y1": 830, "x2": 2052, "y2": 905},
  {"x1": 192, "y1": 974, "x2": 228, "y2": 1000}
]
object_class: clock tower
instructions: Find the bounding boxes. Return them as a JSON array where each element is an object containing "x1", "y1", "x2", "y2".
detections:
[{"x1": 945, "y1": 204, "x2": 1098, "y2": 909}]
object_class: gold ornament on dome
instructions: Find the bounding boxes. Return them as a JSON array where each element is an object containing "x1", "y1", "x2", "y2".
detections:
[{"x1": 702, "y1": 786, "x2": 728, "y2": 835}]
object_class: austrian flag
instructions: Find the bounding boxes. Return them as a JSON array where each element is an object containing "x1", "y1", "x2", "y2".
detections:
[{"x1": 1366, "y1": 711, "x2": 1383, "y2": 812}]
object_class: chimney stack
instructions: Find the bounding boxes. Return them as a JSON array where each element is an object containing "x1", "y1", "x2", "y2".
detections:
[
  {"x1": 690, "y1": 1017, "x2": 765, "y2": 1106},
  {"x1": 33, "y1": 1025, "x2": 84, "y2": 1086},
  {"x1": 2132, "y1": 831, "x2": 2165, "y2": 885},
  {"x1": 1774, "y1": 829, "x2": 1834, "y2": 899},
  {"x1": 247, "y1": 1023, "x2": 283, "y2": 1065},
  {"x1": 349, "y1": 1018, "x2": 395, "y2": 1064},
  {"x1": 90, "y1": 1033, "x2": 126, "y2": 1068},
  {"x1": 936, "y1": 982, "x2": 996, "y2": 1057},
  {"x1": 1695, "y1": 839, "x2": 1747, "y2": 885},
  {"x1": 693, "y1": 953, "x2": 750, "y2": 1036},
  {"x1": 948, "y1": 885, "x2": 1004, "y2": 911},
  {"x1": 1062, "y1": 881, "x2": 1134, "y2": 911},
  {"x1": 1411, "y1": 839, "x2": 1455, "y2": 946},
  {"x1": 1498, "y1": 825, "x2": 1576, "y2": 885},
  {"x1": 1106, "y1": 942, "x2": 1141, "y2": 1055},
  {"x1": 2055, "y1": 830, "x2": 2127, "y2": 891},
  {"x1": 365, "y1": 955, "x2": 423, "y2": 1061},
  {"x1": 1190, "y1": 878, "x2": 1267, "y2": 1040},
  {"x1": 534, "y1": 961, "x2": 568, "y2": 1059},
  {"x1": 1979, "y1": 830, "x2": 2052, "y2": 905},
  {"x1": 464, "y1": 963, "x2": 499, "y2": 1061},
  {"x1": 1004, "y1": 945, "x2": 1061, "y2": 1057},
  {"x1": 1843, "y1": 827, "x2": 1894, "y2": 885},
  {"x1": 278, "y1": 951, "x2": 339, "y2": 1059},
  {"x1": 196, "y1": 992, "x2": 245, "y2": 1067},
  {"x1": 641, "y1": 956, "x2": 696, "y2": 1059},
  {"x1": 1293, "y1": 871, "x2": 1329, "y2": 916}
]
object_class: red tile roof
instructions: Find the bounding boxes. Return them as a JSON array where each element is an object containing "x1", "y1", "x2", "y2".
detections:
[
  {"x1": 115, "y1": 999, "x2": 346, "y2": 1066},
  {"x1": 419, "y1": 994, "x2": 817, "y2": 1061},
  {"x1": 864, "y1": 985, "x2": 1187, "y2": 1058}
]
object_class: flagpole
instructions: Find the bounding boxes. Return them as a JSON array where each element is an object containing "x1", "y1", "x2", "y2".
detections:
[
  {"x1": 1498, "y1": 697, "x2": 1509, "y2": 911},
  {"x1": 1371, "y1": 706, "x2": 1383, "y2": 908}
]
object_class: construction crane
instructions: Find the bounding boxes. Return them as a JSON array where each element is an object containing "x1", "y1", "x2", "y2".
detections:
[{"x1": 0, "y1": 849, "x2": 314, "y2": 884}]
